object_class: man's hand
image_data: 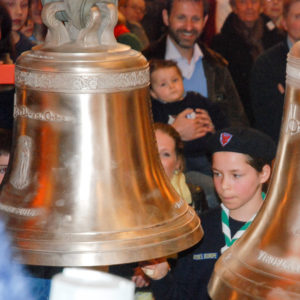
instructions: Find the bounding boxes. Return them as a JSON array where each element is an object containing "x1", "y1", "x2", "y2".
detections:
[
  {"x1": 172, "y1": 108, "x2": 214, "y2": 141},
  {"x1": 195, "y1": 109, "x2": 215, "y2": 133}
]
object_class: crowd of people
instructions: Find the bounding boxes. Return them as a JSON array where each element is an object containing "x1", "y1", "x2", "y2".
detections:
[{"x1": 0, "y1": 0, "x2": 297, "y2": 298}]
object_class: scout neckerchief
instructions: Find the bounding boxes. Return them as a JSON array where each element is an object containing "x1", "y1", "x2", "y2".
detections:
[{"x1": 220, "y1": 192, "x2": 266, "y2": 254}]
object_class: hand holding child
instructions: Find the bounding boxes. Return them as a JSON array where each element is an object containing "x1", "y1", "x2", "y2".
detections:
[
  {"x1": 173, "y1": 108, "x2": 213, "y2": 141},
  {"x1": 194, "y1": 109, "x2": 215, "y2": 133}
]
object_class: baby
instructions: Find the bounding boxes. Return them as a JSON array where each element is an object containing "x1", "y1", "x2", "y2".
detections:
[{"x1": 149, "y1": 59, "x2": 228, "y2": 176}]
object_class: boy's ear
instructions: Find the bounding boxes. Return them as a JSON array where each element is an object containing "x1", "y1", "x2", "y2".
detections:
[{"x1": 260, "y1": 165, "x2": 272, "y2": 184}]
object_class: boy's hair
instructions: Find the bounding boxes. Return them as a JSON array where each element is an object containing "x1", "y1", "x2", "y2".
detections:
[
  {"x1": 149, "y1": 59, "x2": 182, "y2": 81},
  {"x1": 153, "y1": 122, "x2": 185, "y2": 171},
  {"x1": 246, "y1": 156, "x2": 270, "y2": 172},
  {"x1": 283, "y1": 0, "x2": 300, "y2": 17},
  {"x1": 0, "y1": 129, "x2": 12, "y2": 156},
  {"x1": 165, "y1": 0, "x2": 209, "y2": 17}
]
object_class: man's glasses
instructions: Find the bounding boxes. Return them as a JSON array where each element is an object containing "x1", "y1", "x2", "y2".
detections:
[{"x1": 128, "y1": 5, "x2": 146, "y2": 14}]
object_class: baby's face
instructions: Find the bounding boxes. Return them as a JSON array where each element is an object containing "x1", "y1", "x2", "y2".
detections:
[{"x1": 150, "y1": 67, "x2": 184, "y2": 103}]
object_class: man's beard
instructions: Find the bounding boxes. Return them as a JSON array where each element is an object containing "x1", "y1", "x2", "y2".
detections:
[{"x1": 168, "y1": 28, "x2": 200, "y2": 49}]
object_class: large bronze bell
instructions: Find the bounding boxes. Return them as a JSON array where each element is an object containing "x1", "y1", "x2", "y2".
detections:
[
  {"x1": 208, "y1": 42, "x2": 300, "y2": 299},
  {"x1": 0, "y1": 1, "x2": 202, "y2": 266}
]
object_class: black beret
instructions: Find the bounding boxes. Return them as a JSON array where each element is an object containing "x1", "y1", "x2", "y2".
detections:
[{"x1": 206, "y1": 127, "x2": 276, "y2": 162}]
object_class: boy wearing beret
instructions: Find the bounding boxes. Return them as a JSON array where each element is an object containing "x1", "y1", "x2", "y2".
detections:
[{"x1": 137, "y1": 127, "x2": 276, "y2": 300}]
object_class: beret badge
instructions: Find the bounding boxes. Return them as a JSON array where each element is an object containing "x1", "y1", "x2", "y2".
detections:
[{"x1": 220, "y1": 132, "x2": 232, "y2": 147}]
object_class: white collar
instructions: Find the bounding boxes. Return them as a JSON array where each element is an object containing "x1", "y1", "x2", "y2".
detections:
[{"x1": 165, "y1": 36, "x2": 203, "y2": 79}]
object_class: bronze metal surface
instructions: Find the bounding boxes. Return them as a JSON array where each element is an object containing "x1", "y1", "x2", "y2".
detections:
[
  {"x1": 208, "y1": 42, "x2": 300, "y2": 299},
  {"x1": 0, "y1": 2, "x2": 203, "y2": 266}
]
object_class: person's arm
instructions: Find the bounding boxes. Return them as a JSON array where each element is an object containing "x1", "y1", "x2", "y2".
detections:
[
  {"x1": 220, "y1": 66, "x2": 249, "y2": 127},
  {"x1": 202, "y1": 51, "x2": 249, "y2": 127},
  {"x1": 250, "y1": 53, "x2": 285, "y2": 144},
  {"x1": 137, "y1": 249, "x2": 200, "y2": 300}
]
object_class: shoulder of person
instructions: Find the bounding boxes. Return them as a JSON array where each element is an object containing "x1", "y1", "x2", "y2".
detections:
[
  {"x1": 254, "y1": 40, "x2": 288, "y2": 67},
  {"x1": 17, "y1": 32, "x2": 35, "y2": 49},
  {"x1": 142, "y1": 35, "x2": 167, "y2": 59},
  {"x1": 199, "y1": 206, "x2": 221, "y2": 231},
  {"x1": 199, "y1": 42, "x2": 228, "y2": 67},
  {"x1": 186, "y1": 91, "x2": 212, "y2": 106}
]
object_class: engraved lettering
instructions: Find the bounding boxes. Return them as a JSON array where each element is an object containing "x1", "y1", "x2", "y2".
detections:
[
  {"x1": 174, "y1": 198, "x2": 184, "y2": 209},
  {"x1": 14, "y1": 105, "x2": 73, "y2": 122},
  {"x1": 258, "y1": 250, "x2": 300, "y2": 273}
]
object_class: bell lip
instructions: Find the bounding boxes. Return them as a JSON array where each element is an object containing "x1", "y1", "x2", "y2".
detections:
[
  {"x1": 12, "y1": 207, "x2": 203, "y2": 267},
  {"x1": 208, "y1": 248, "x2": 300, "y2": 299},
  {"x1": 16, "y1": 43, "x2": 147, "y2": 68}
]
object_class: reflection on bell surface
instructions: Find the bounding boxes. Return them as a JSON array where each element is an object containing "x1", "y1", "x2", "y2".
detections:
[
  {"x1": 208, "y1": 42, "x2": 300, "y2": 299},
  {"x1": 0, "y1": 1, "x2": 203, "y2": 266}
]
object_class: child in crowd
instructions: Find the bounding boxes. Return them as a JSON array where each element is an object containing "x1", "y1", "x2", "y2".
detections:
[
  {"x1": 2, "y1": 0, "x2": 34, "y2": 61},
  {"x1": 139, "y1": 127, "x2": 276, "y2": 300},
  {"x1": 150, "y1": 59, "x2": 228, "y2": 207},
  {"x1": 150, "y1": 59, "x2": 228, "y2": 175},
  {"x1": 154, "y1": 122, "x2": 208, "y2": 213},
  {"x1": 21, "y1": 0, "x2": 46, "y2": 43}
]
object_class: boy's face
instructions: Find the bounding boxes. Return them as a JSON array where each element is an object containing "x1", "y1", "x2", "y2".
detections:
[
  {"x1": 150, "y1": 67, "x2": 184, "y2": 103},
  {"x1": 0, "y1": 154, "x2": 9, "y2": 185},
  {"x1": 212, "y1": 152, "x2": 269, "y2": 216},
  {"x1": 3, "y1": 0, "x2": 29, "y2": 32}
]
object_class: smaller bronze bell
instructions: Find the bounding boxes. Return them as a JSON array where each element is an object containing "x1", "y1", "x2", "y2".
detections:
[{"x1": 208, "y1": 41, "x2": 300, "y2": 300}]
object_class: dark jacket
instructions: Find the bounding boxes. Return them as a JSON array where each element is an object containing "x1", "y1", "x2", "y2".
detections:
[
  {"x1": 250, "y1": 40, "x2": 288, "y2": 144},
  {"x1": 211, "y1": 13, "x2": 285, "y2": 124},
  {"x1": 143, "y1": 35, "x2": 249, "y2": 127},
  {"x1": 14, "y1": 32, "x2": 35, "y2": 62},
  {"x1": 152, "y1": 91, "x2": 229, "y2": 157},
  {"x1": 151, "y1": 207, "x2": 245, "y2": 300}
]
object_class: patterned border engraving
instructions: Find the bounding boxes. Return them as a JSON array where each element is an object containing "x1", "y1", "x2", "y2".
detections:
[
  {"x1": 14, "y1": 105, "x2": 74, "y2": 122},
  {"x1": 15, "y1": 68, "x2": 149, "y2": 92},
  {"x1": 0, "y1": 203, "x2": 41, "y2": 217}
]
